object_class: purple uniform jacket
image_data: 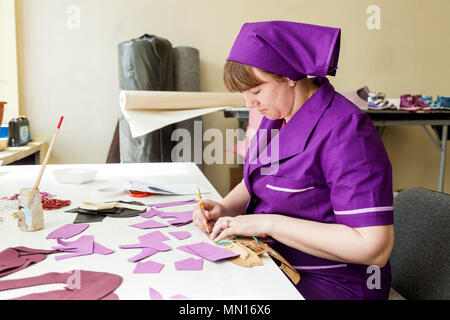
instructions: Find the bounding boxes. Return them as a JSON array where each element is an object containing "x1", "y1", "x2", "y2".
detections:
[{"x1": 243, "y1": 77, "x2": 393, "y2": 300}]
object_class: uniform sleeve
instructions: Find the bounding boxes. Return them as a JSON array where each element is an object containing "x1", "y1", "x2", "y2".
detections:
[{"x1": 322, "y1": 112, "x2": 393, "y2": 228}]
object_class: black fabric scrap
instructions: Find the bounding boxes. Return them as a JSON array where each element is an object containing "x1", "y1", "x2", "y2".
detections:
[{"x1": 65, "y1": 201, "x2": 147, "y2": 224}]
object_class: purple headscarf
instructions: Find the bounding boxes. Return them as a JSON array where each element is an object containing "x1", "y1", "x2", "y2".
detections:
[{"x1": 227, "y1": 21, "x2": 341, "y2": 80}]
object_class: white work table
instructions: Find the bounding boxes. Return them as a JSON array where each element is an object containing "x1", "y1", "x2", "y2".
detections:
[{"x1": 0, "y1": 163, "x2": 303, "y2": 300}]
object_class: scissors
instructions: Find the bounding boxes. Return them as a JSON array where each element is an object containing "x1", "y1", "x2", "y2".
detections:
[{"x1": 128, "y1": 190, "x2": 157, "y2": 198}]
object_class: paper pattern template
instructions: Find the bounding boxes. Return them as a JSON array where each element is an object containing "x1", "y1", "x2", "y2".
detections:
[
  {"x1": 93, "y1": 242, "x2": 115, "y2": 255},
  {"x1": 177, "y1": 242, "x2": 239, "y2": 262},
  {"x1": 169, "y1": 231, "x2": 191, "y2": 240},
  {"x1": 174, "y1": 257, "x2": 203, "y2": 271},
  {"x1": 155, "y1": 209, "x2": 193, "y2": 227},
  {"x1": 52, "y1": 235, "x2": 114, "y2": 260},
  {"x1": 119, "y1": 242, "x2": 171, "y2": 251},
  {"x1": 134, "y1": 260, "x2": 165, "y2": 274},
  {"x1": 138, "y1": 230, "x2": 170, "y2": 243},
  {"x1": 130, "y1": 220, "x2": 168, "y2": 229},
  {"x1": 139, "y1": 207, "x2": 193, "y2": 226},
  {"x1": 120, "y1": 231, "x2": 171, "y2": 252},
  {"x1": 119, "y1": 231, "x2": 171, "y2": 262},
  {"x1": 149, "y1": 287, "x2": 163, "y2": 300},
  {"x1": 148, "y1": 199, "x2": 197, "y2": 208},
  {"x1": 46, "y1": 223, "x2": 89, "y2": 239},
  {"x1": 139, "y1": 208, "x2": 158, "y2": 219},
  {"x1": 128, "y1": 248, "x2": 159, "y2": 263}
]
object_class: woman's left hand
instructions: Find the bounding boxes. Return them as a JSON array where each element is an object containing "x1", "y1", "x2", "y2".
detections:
[{"x1": 210, "y1": 214, "x2": 272, "y2": 243}]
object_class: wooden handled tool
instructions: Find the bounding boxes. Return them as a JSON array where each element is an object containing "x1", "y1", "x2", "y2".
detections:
[{"x1": 33, "y1": 116, "x2": 63, "y2": 191}]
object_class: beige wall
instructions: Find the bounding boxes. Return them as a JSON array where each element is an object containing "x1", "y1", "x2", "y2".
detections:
[
  {"x1": 0, "y1": 0, "x2": 20, "y2": 124},
  {"x1": 14, "y1": 0, "x2": 450, "y2": 195}
]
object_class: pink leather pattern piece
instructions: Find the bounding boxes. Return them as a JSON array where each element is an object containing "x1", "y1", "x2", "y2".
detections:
[
  {"x1": 149, "y1": 287, "x2": 163, "y2": 300},
  {"x1": 130, "y1": 220, "x2": 168, "y2": 229},
  {"x1": 127, "y1": 248, "x2": 159, "y2": 263},
  {"x1": 46, "y1": 223, "x2": 89, "y2": 240},
  {"x1": 52, "y1": 236, "x2": 115, "y2": 260},
  {"x1": 148, "y1": 199, "x2": 197, "y2": 209},
  {"x1": 0, "y1": 247, "x2": 59, "y2": 278},
  {"x1": 134, "y1": 260, "x2": 164, "y2": 274},
  {"x1": 0, "y1": 270, "x2": 122, "y2": 300},
  {"x1": 169, "y1": 231, "x2": 191, "y2": 240}
]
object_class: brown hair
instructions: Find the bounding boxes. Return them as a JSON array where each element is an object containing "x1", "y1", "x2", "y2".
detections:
[{"x1": 223, "y1": 60, "x2": 285, "y2": 92}]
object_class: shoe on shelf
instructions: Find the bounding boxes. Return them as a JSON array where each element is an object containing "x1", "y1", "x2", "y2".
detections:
[
  {"x1": 426, "y1": 96, "x2": 441, "y2": 109},
  {"x1": 356, "y1": 86, "x2": 370, "y2": 102},
  {"x1": 367, "y1": 92, "x2": 393, "y2": 110},
  {"x1": 368, "y1": 100, "x2": 390, "y2": 110},
  {"x1": 372, "y1": 91, "x2": 386, "y2": 101},
  {"x1": 400, "y1": 94, "x2": 421, "y2": 111},
  {"x1": 437, "y1": 96, "x2": 450, "y2": 109},
  {"x1": 386, "y1": 99, "x2": 399, "y2": 110},
  {"x1": 412, "y1": 94, "x2": 432, "y2": 110},
  {"x1": 421, "y1": 95, "x2": 433, "y2": 104}
]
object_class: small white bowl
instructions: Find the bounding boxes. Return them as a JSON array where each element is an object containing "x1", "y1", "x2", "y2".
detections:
[{"x1": 52, "y1": 168, "x2": 97, "y2": 184}]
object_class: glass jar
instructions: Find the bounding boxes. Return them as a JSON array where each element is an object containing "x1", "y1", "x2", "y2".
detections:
[{"x1": 17, "y1": 188, "x2": 44, "y2": 232}]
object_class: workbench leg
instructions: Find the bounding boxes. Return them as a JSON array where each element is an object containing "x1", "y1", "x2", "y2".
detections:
[
  {"x1": 34, "y1": 151, "x2": 41, "y2": 165},
  {"x1": 159, "y1": 128, "x2": 164, "y2": 162},
  {"x1": 438, "y1": 125, "x2": 448, "y2": 193}
]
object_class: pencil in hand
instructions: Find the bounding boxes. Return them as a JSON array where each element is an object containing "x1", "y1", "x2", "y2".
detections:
[{"x1": 197, "y1": 187, "x2": 211, "y2": 234}]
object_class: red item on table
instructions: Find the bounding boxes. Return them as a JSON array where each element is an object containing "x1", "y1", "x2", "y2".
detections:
[
  {"x1": 128, "y1": 190, "x2": 156, "y2": 198},
  {"x1": 41, "y1": 198, "x2": 71, "y2": 210}
]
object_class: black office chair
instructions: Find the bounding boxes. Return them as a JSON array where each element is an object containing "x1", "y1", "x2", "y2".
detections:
[{"x1": 390, "y1": 188, "x2": 450, "y2": 299}]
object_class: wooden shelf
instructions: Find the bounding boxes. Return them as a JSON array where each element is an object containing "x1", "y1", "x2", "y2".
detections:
[{"x1": 0, "y1": 138, "x2": 48, "y2": 166}]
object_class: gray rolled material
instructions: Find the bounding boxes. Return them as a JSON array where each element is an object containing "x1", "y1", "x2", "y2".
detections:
[
  {"x1": 117, "y1": 34, "x2": 175, "y2": 163},
  {"x1": 172, "y1": 46, "x2": 203, "y2": 170},
  {"x1": 173, "y1": 46, "x2": 200, "y2": 91}
]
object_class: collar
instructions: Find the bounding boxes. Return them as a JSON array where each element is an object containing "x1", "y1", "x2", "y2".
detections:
[{"x1": 246, "y1": 77, "x2": 335, "y2": 176}]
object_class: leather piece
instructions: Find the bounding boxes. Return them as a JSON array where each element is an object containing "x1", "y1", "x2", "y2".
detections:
[
  {"x1": 0, "y1": 247, "x2": 59, "y2": 278},
  {"x1": 0, "y1": 270, "x2": 122, "y2": 300},
  {"x1": 66, "y1": 200, "x2": 147, "y2": 224}
]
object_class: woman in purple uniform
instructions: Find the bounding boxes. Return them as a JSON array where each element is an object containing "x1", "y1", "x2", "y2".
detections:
[{"x1": 193, "y1": 21, "x2": 394, "y2": 300}]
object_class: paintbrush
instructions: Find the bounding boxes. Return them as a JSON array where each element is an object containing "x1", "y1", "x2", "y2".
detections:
[{"x1": 33, "y1": 116, "x2": 64, "y2": 191}]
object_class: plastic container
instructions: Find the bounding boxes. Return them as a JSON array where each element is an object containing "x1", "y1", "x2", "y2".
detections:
[
  {"x1": 52, "y1": 168, "x2": 98, "y2": 184},
  {"x1": 0, "y1": 125, "x2": 8, "y2": 138},
  {"x1": 8, "y1": 116, "x2": 32, "y2": 147}
]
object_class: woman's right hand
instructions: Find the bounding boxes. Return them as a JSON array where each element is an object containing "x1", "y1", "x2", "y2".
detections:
[{"x1": 192, "y1": 199, "x2": 226, "y2": 234}]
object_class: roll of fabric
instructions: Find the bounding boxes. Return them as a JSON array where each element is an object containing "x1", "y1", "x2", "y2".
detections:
[
  {"x1": 173, "y1": 46, "x2": 201, "y2": 167},
  {"x1": 173, "y1": 46, "x2": 201, "y2": 91},
  {"x1": 120, "y1": 90, "x2": 244, "y2": 110},
  {"x1": 117, "y1": 34, "x2": 176, "y2": 163},
  {"x1": 118, "y1": 34, "x2": 174, "y2": 91}
]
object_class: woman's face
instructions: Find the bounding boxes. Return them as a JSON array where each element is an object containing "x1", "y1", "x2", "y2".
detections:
[{"x1": 242, "y1": 68, "x2": 296, "y2": 120}]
